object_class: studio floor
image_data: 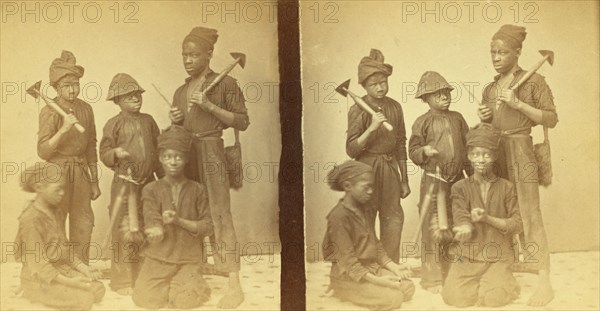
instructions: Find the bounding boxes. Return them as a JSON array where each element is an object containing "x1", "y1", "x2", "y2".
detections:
[
  {"x1": 1, "y1": 254, "x2": 280, "y2": 311},
  {"x1": 307, "y1": 251, "x2": 600, "y2": 310}
]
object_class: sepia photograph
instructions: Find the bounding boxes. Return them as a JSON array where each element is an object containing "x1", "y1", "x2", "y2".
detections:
[
  {"x1": 302, "y1": 1, "x2": 599, "y2": 310},
  {"x1": 1, "y1": 1, "x2": 281, "y2": 310}
]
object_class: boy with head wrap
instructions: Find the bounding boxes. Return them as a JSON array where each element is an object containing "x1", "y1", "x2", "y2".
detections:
[
  {"x1": 408, "y1": 71, "x2": 470, "y2": 293},
  {"x1": 323, "y1": 160, "x2": 415, "y2": 310},
  {"x1": 14, "y1": 162, "x2": 105, "y2": 310},
  {"x1": 168, "y1": 26, "x2": 249, "y2": 308},
  {"x1": 441, "y1": 124, "x2": 523, "y2": 308},
  {"x1": 37, "y1": 50, "x2": 101, "y2": 264},
  {"x1": 346, "y1": 49, "x2": 410, "y2": 264},
  {"x1": 99, "y1": 73, "x2": 163, "y2": 295},
  {"x1": 132, "y1": 125, "x2": 213, "y2": 309},
  {"x1": 477, "y1": 24, "x2": 557, "y2": 306}
]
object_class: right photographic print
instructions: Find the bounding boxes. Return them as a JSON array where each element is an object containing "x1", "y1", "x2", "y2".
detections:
[{"x1": 301, "y1": 1, "x2": 599, "y2": 310}]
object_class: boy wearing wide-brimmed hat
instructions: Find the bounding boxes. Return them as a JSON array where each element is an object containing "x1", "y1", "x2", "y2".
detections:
[
  {"x1": 99, "y1": 73, "x2": 163, "y2": 295},
  {"x1": 37, "y1": 50, "x2": 101, "y2": 264},
  {"x1": 408, "y1": 71, "x2": 470, "y2": 293},
  {"x1": 346, "y1": 49, "x2": 411, "y2": 264},
  {"x1": 442, "y1": 123, "x2": 523, "y2": 307}
]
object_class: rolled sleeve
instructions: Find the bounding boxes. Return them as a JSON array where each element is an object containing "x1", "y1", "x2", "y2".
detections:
[
  {"x1": 223, "y1": 77, "x2": 250, "y2": 131},
  {"x1": 193, "y1": 186, "x2": 213, "y2": 237},
  {"x1": 346, "y1": 105, "x2": 371, "y2": 159},
  {"x1": 37, "y1": 107, "x2": 60, "y2": 161}
]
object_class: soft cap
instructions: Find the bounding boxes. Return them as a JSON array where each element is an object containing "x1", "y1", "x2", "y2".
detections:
[
  {"x1": 326, "y1": 160, "x2": 373, "y2": 191},
  {"x1": 358, "y1": 49, "x2": 393, "y2": 85}
]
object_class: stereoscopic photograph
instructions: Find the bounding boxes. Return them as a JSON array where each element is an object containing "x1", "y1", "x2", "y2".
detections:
[
  {"x1": 302, "y1": 1, "x2": 599, "y2": 310},
  {"x1": 1, "y1": 1, "x2": 281, "y2": 310}
]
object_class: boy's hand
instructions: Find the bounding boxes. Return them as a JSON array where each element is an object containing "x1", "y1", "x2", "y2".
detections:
[
  {"x1": 378, "y1": 275, "x2": 405, "y2": 289},
  {"x1": 59, "y1": 114, "x2": 79, "y2": 133},
  {"x1": 400, "y1": 182, "x2": 411, "y2": 199},
  {"x1": 114, "y1": 147, "x2": 131, "y2": 159},
  {"x1": 76, "y1": 263, "x2": 101, "y2": 280},
  {"x1": 497, "y1": 89, "x2": 523, "y2": 110},
  {"x1": 391, "y1": 263, "x2": 413, "y2": 279},
  {"x1": 162, "y1": 210, "x2": 178, "y2": 225},
  {"x1": 471, "y1": 207, "x2": 487, "y2": 222},
  {"x1": 452, "y1": 225, "x2": 472, "y2": 242},
  {"x1": 423, "y1": 145, "x2": 439, "y2": 157},
  {"x1": 169, "y1": 107, "x2": 184, "y2": 123},
  {"x1": 190, "y1": 91, "x2": 216, "y2": 113},
  {"x1": 368, "y1": 112, "x2": 387, "y2": 131},
  {"x1": 70, "y1": 276, "x2": 93, "y2": 290},
  {"x1": 145, "y1": 227, "x2": 164, "y2": 243},
  {"x1": 477, "y1": 105, "x2": 493, "y2": 121},
  {"x1": 90, "y1": 183, "x2": 101, "y2": 200}
]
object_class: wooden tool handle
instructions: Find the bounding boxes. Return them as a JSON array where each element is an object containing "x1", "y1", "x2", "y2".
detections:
[
  {"x1": 350, "y1": 94, "x2": 394, "y2": 131},
  {"x1": 437, "y1": 185, "x2": 448, "y2": 230},
  {"x1": 102, "y1": 184, "x2": 128, "y2": 250},
  {"x1": 43, "y1": 95, "x2": 86, "y2": 133},
  {"x1": 413, "y1": 183, "x2": 436, "y2": 245},
  {"x1": 127, "y1": 185, "x2": 140, "y2": 232}
]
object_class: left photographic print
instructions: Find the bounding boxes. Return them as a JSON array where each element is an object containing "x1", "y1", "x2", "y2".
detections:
[{"x1": 0, "y1": 1, "x2": 281, "y2": 310}]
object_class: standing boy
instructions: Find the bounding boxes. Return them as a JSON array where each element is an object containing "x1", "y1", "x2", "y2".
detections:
[
  {"x1": 168, "y1": 26, "x2": 249, "y2": 308},
  {"x1": 478, "y1": 24, "x2": 557, "y2": 306},
  {"x1": 442, "y1": 123, "x2": 523, "y2": 307},
  {"x1": 132, "y1": 125, "x2": 213, "y2": 309},
  {"x1": 37, "y1": 50, "x2": 101, "y2": 264},
  {"x1": 346, "y1": 49, "x2": 410, "y2": 263},
  {"x1": 409, "y1": 71, "x2": 470, "y2": 293},
  {"x1": 100, "y1": 73, "x2": 162, "y2": 295}
]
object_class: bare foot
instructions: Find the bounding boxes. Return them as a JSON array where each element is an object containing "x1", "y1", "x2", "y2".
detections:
[
  {"x1": 116, "y1": 287, "x2": 133, "y2": 296},
  {"x1": 426, "y1": 285, "x2": 442, "y2": 294},
  {"x1": 217, "y1": 287, "x2": 245, "y2": 309},
  {"x1": 528, "y1": 282, "x2": 554, "y2": 307}
]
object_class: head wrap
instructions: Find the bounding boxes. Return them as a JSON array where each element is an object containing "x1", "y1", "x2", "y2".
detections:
[
  {"x1": 415, "y1": 71, "x2": 454, "y2": 99},
  {"x1": 327, "y1": 160, "x2": 373, "y2": 191},
  {"x1": 106, "y1": 73, "x2": 145, "y2": 101},
  {"x1": 183, "y1": 26, "x2": 219, "y2": 51},
  {"x1": 358, "y1": 49, "x2": 393, "y2": 85},
  {"x1": 466, "y1": 123, "x2": 502, "y2": 150},
  {"x1": 158, "y1": 125, "x2": 192, "y2": 153},
  {"x1": 492, "y1": 24, "x2": 527, "y2": 49},
  {"x1": 49, "y1": 50, "x2": 84, "y2": 86},
  {"x1": 20, "y1": 162, "x2": 63, "y2": 193}
]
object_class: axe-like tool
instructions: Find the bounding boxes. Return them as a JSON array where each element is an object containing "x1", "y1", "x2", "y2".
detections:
[
  {"x1": 26, "y1": 81, "x2": 85, "y2": 133},
  {"x1": 510, "y1": 50, "x2": 554, "y2": 91},
  {"x1": 335, "y1": 79, "x2": 394, "y2": 131},
  {"x1": 190, "y1": 53, "x2": 246, "y2": 110}
]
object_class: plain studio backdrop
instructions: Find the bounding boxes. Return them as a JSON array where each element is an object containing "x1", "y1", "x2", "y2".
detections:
[
  {"x1": 302, "y1": 1, "x2": 599, "y2": 261},
  {"x1": 0, "y1": 2, "x2": 281, "y2": 258}
]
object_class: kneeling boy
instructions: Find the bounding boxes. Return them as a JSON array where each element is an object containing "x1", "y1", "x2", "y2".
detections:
[
  {"x1": 442, "y1": 124, "x2": 523, "y2": 307},
  {"x1": 323, "y1": 160, "x2": 415, "y2": 310},
  {"x1": 132, "y1": 126, "x2": 213, "y2": 309}
]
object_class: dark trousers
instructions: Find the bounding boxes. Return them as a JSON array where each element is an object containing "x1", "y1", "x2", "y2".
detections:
[
  {"x1": 442, "y1": 260, "x2": 520, "y2": 307},
  {"x1": 331, "y1": 268, "x2": 415, "y2": 311},
  {"x1": 132, "y1": 257, "x2": 211, "y2": 309}
]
